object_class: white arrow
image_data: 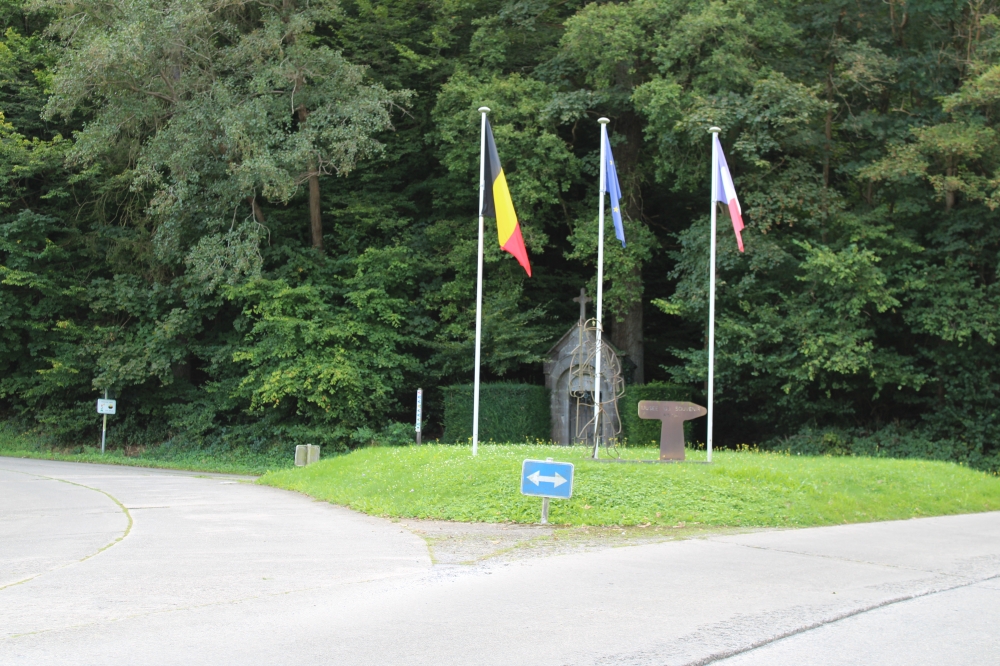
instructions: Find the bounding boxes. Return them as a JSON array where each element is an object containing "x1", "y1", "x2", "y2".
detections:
[{"x1": 527, "y1": 471, "x2": 567, "y2": 488}]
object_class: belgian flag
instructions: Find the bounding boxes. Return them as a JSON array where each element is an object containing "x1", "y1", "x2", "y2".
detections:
[{"x1": 481, "y1": 119, "x2": 531, "y2": 277}]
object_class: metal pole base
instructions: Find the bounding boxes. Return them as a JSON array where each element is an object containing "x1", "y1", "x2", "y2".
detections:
[{"x1": 540, "y1": 497, "x2": 550, "y2": 525}]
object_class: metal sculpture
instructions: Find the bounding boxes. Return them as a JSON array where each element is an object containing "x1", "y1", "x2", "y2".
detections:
[{"x1": 569, "y1": 317, "x2": 625, "y2": 452}]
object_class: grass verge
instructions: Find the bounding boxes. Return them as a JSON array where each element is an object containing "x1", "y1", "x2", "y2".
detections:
[
  {"x1": 0, "y1": 429, "x2": 292, "y2": 476},
  {"x1": 259, "y1": 444, "x2": 1000, "y2": 527}
]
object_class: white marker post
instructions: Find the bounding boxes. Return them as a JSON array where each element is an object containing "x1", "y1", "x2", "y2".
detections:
[
  {"x1": 415, "y1": 388, "x2": 423, "y2": 445},
  {"x1": 592, "y1": 118, "x2": 610, "y2": 460},
  {"x1": 706, "y1": 127, "x2": 721, "y2": 464},
  {"x1": 472, "y1": 107, "x2": 490, "y2": 457},
  {"x1": 101, "y1": 389, "x2": 108, "y2": 454}
]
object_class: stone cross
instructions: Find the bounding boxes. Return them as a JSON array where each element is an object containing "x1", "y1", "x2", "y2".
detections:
[
  {"x1": 637, "y1": 401, "x2": 708, "y2": 461},
  {"x1": 572, "y1": 288, "x2": 591, "y2": 323}
]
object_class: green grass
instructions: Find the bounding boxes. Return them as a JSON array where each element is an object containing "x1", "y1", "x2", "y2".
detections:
[
  {"x1": 0, "y1": 429, "x2": 293, "y2": 476},
  {"x1": 259, "y1": 444, "x2": 1000, "y2": 527},
  {"x1": 0, "y1": 448, "x2": 290, "y2": 475}
]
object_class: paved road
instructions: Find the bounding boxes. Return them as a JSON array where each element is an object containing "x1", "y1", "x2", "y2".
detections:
[{"x1": 2, "y1": 458, "x2": 998, "y2": 665}]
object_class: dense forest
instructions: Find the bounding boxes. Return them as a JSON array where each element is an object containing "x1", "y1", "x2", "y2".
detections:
[{"x1": 2, "y1": 0, "x2": 999, "y2": 469}]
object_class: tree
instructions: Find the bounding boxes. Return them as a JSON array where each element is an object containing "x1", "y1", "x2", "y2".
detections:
[
  {"x1": 42, "y1": 0, "x2": 407, "y2": 257},
  {"x1": 4, "y1": 0, "x2": 1000, "y2": 470}
]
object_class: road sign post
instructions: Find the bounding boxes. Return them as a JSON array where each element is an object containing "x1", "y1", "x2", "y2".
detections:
[
  {"x1": 96, "y1": 392, "x2": 116, "y2": 454},
  {"x1": 520, "y1": 458, "x2": 574, "y2": 524}
]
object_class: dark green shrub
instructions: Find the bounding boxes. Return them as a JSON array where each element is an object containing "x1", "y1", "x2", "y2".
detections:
[
  {"x1": 351, "y1": 422, "x2": 415, "y2": 447},
  {"x1": 441, "y1": 383, "x2": 549, "y2": 443},
  {"x1": 618, "y1": 382, "x2": 694, "y2": 446},
  {"x1": 772, "y1": 424, "x2": 1000, "y2": 473}
]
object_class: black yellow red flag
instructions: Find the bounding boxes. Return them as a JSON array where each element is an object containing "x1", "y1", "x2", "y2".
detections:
[{"x1": 481, "y1": 119, "x2": 531, "y2": 276}]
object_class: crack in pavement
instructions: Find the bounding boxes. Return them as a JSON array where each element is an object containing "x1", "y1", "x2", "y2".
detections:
[
  {"x1": 0, "y1": 467, "x2": 133, "y2": 592},
  {"x1": 716, "y1": 538, "x2": 999, "y2": 580},
  {"x1": 690, "y1": 569, "x2": 1000, "y2": 665}
]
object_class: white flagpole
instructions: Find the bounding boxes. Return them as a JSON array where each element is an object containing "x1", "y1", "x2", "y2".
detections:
[
  {"x1": 472, "y1": 107, "x2": 489, "y2": 456},
  {"x1": 593, "y1": 118, "x2": 610, "y2": 459},
  {"x1": 707, "y1": 126, "x2": 720, "y2": 464}
]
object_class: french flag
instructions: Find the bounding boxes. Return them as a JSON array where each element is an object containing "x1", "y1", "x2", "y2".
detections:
[{"x1": 714, "y1": 134, "x2": 745, "y2": 252}]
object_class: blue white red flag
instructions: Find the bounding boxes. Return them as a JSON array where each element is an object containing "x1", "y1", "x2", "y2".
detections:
[
  {"x1": 603, "y1": 129, "x2": 626, "y2": 248},
  {"x1": 714, "y1": 134, "x2": 745, "y2": 252}
]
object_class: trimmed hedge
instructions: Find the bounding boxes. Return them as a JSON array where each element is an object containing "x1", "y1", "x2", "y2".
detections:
[
  {"x1": 619, "y1": 382, "x2": 695, "y2": 445},
  {"x1": 441, "y1": 383, "x2": 550, "y2": 444}
]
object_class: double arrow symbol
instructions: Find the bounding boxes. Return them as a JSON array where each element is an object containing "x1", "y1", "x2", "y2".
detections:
[{"x1": 526, "y1": 471, "x2": 567, "y2": 488}]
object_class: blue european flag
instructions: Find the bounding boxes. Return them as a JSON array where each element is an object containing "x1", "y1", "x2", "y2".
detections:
[{"x1": 603, "y1": 131, "x2": 626, "y2": 248}]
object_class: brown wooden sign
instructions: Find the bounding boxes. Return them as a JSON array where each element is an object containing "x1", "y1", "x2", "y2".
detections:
[{"x1": 637, "y1": 401, "x2": 707, "y2": 461}]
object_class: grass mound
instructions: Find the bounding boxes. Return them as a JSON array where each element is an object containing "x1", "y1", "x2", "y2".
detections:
[{"x1": 259, "y1": 444, "x2": 1000, "y2": 527}]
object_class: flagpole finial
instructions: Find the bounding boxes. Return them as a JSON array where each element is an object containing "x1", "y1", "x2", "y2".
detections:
[
  {"x1": 709, "y1": 126, "x2": 721, "y2": 134},
  {"x1": 598, "y1": 117, "x2": 610, "y2": 125},
  {"x1": 478, "y1": 106, "x2": 490, "y2": 114}
]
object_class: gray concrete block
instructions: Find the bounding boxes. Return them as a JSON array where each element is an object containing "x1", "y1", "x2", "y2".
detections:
[{"x1": 295, "y1": 444, "x2": 321, "y2": 466}]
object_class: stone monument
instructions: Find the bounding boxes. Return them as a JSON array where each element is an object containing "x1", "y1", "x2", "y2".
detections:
[{"x1": 637, "y1": 401, "x2": 707, "y2": 460}]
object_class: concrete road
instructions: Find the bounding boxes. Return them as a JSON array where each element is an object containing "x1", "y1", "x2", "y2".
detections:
[{"x1": 1, "y1": 458, "x2": 998, "y2": 665}]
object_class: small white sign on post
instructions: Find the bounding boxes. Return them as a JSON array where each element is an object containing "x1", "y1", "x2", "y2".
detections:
[{"x1": 96, "y1": 394, "x2": 115, "y2": 455}]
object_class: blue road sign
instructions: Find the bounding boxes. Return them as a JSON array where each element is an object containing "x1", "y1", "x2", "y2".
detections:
[{"x1": 520, "y1": 459, "x2": 574, "y2": 499}]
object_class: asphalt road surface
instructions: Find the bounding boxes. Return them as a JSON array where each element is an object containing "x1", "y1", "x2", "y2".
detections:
[{"x1": 2, "y1": 457, "x2": 998, "y2": 665}]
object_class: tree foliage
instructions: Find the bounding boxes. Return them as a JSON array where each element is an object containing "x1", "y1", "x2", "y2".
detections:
[{"x1": 2, "y1": 0, "x2": 1000, "y2": 469}]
